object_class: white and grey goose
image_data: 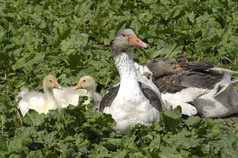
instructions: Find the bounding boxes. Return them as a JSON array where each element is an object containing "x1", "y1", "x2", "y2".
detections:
[
  {"x1": 146, "y1": 58, "x2": 209, "y2": 116},
  {"x1": 99, "y1": 29, "x2": 162, "y2": 134},
  {"x1": 147, "y1": 57, "x2": 238, "y2": 118},
  {"x1": 16, "y1": 75, "x2": 62, "y2": 116}
]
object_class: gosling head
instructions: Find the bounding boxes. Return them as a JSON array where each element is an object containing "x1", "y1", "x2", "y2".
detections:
[
  {"x1": 43, "y1": 75, "x2": 62, "y2": 90},
  {"x1": 74, "y1": 76, "x2": 96, "y2": 91}
]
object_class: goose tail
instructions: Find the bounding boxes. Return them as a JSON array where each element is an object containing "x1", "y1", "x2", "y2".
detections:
[{"x1": 15, "y1": 88, "x2": 29, "y2": 101}]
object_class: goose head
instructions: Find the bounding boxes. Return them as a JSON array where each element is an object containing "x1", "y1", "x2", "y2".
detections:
[
  {"x1": 74, "y1": 76, "x2": 96, "y2": 92},
  {"x1": 147, "y1": 57, "x2": 179, "y2": 78},
  {"x1": 43, "y1": 75, "x2": 62, "y2": 90},
  {"x1": 112, "y1": 29, "x2": 148, "y2": 56}
]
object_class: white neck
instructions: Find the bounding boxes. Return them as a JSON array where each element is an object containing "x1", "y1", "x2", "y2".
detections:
[
  {"x1": 44, "y1": 87, "x2": 59, "y2": 111},
  {"x1": 114, "y1": 52, "x2": 138, "y2": 82},
  {"x1": 114, "y1": 52, "x2": 141, "y2": 94},
  {"x1": 87, "y1": 87, "x2": 94, "y2": 98},
  {"x1": 83, "y1": 86, "x2": 96, "y2": 105}
]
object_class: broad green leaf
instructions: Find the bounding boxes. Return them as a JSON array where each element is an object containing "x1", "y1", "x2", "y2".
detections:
[
  {"x1": 128, "y1": 152, "x2": 144, "y2": 158},
  {"x1": 0, "y1": 135, "x2": 8, "y2": 157},
  {"x1": 153, "y1": 42, "x2": 183, "y2": 58},
  {"x1": 23, "y1": 110, "x2": 44, "y2": 127},
  {"x1": 91, "y1": 144, "x2": 111, "y2": 157},
  {"x1": 26, "y1": 150, "x2": 43, "y2": 158},
  {"x1": 101, "y1": 138, "x2": 121, "y2": 151},
  {"x1": 149, "y1": 135, "x2": 160, "y2": 152},
  {"x1": 184, "y1": 116, "x2": 201, "y2": 128},
  {"x1": 161, "y1": 106, "x2": 182, "y2": 130},
  {"x1": 174, "y1": 137, "x2": 199, "y2": 149},
  {"x1": 111, "y1": 149, "x2": 128, "y2": 158}
]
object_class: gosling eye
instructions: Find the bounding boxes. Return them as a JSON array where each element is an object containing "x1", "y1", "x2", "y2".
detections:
[
  {"x1": 122, "y1": 34, "x2": 126, "y2": 37},
  {"x1": 49, "y1": 80, "x2": 52, "y2": 83},
  {"x1": 83, "y1": 79, "x2": 86, "y2": 82}
]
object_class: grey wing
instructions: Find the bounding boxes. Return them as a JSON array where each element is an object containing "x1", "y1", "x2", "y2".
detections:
[
  {"x1": 99, "y1": 84, "x2": 120, "y2": 111},
  {"x1": 179, "y1": 61, "x2": 214, "y2": 72},
  {"x1": 142, "y1": 88, "x2": 163, "y2": 112},
  {"x1": 179, "y1": 71, "x2": 223, "y2": 90},
  {"x1": 153, "y1": 75, "x2": 186, "y2": 94}
]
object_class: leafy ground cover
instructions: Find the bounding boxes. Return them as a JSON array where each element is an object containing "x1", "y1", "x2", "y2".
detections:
[{"x1": 0, "y1": 0, "x2": 238, "y2": 157}]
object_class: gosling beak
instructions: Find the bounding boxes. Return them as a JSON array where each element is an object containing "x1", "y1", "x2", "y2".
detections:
[
  {"x1": 74, "y1": 82, "x2": 82, "y2": 90},
  {"x1": 130, "y1": 34, "x2": 148, "y2": 48},
  {"x1": 54, "y1": 82, "x2": 62, "y2": 89}
]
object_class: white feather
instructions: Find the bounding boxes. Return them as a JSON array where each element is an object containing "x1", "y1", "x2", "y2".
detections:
[
  {"x1": 53, "y1": 87, "x2": 87, "y2": 108},
  {"x1": 194, "y1": 78, "x2": 238, "y2": 118},
  {"x1": 161, "y1": 87, "x2": 208, "y2": 116}
]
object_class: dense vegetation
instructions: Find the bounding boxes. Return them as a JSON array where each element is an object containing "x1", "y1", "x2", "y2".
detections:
[{"x1": 0, "y1": 0, "x2": 238, "y2": 157}]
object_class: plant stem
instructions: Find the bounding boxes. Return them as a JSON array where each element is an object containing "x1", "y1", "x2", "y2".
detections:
[
  {"x1": 1, "y1": 115, "x2": 4, "y2": 135},
  {"x1": 233, "y1": 123, "x2": 238, "y2": 134}
]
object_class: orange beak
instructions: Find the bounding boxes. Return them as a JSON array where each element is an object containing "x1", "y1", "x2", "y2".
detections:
[
  {"x1": 129, "y1": 34, "x2": 148, "y2": 48},
  {"x1": 176, "y1": 64, "x2": 182, "y2": 70},
  {"x1": 74, "y1": 82, "x2": 82, "y2": 90},
  {"x1": 54, "y1": 82, "x2": 62, "y2": 89}
]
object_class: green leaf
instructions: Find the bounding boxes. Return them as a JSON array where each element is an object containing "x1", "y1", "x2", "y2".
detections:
[
  {"x1": 174, "y1": 137, "x2": 199, "y2": 149},
  {"x1": 152, "y1": 42, "x2": 183, "y2": 58},
  {"x1": 184, "y1": 116, "x2": 201, "y2": 128},
  {"x1": 111, "y1": 149, "x2": 128, "y2": 158},
  {"x1": 187, "y1": 11, "x2": 195, "y2": 23},
  {"x1": 128, "y1": 152, "x2": 144, "y2": 158},
  {"x1": 91, "y1": 144, "x2": 111, "y2": 157},
  {"x1": 0, "y1": 135, "x2": 8, "y2": 156},
  {"x1": 161, "y1": 106, "x2": 182, "y2": 130},
  {"x1": 26, "y1": 150, "x2": 43, "y2": 158},
  {"x1": 23, "y1": 110, "x2": 44, "y2": 127},
  {"x1": 149, "y1": 135, "x2": 161, "y2": 152},
  {"x1": 101, "y1": 138, "x2": 121, "y2": 151}
]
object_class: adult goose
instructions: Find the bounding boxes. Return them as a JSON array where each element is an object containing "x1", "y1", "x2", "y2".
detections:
[
  {"x1": 16, "y1": 75, "x2": 62, "y2": 116},
  {"x1": 147, "y1": 57, "x2": 238, "y2": 118},
  {"x1": 74, "y1": 76, "x2": 102, "y2": 111},
  {"x1": 146, "y1": 57, "x2": 208, "y2": 116},
  {"x1": 99, "y1": 29, "x2": 162, "y2": 134}
]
